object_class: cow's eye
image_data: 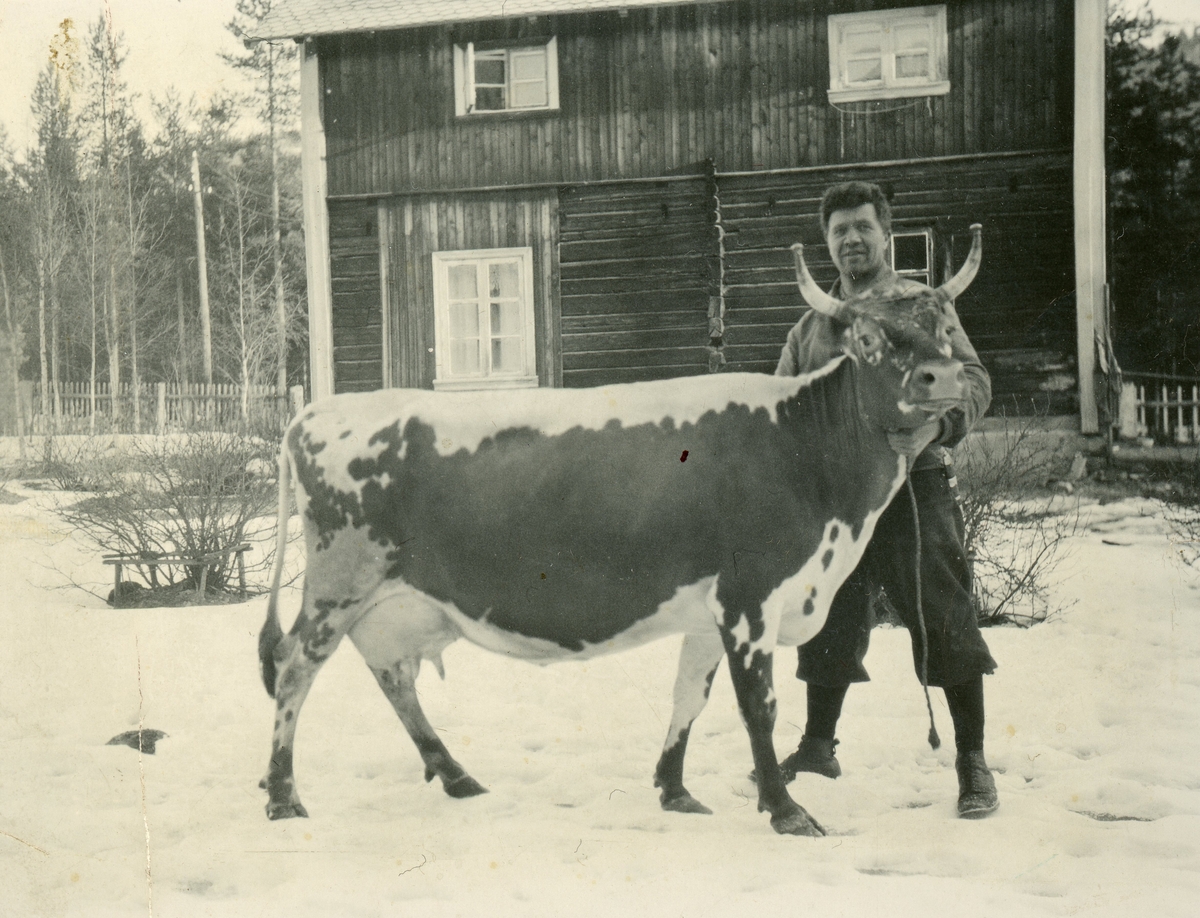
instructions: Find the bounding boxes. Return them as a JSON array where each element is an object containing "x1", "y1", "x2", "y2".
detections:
[{"x1": 859, "y1": 331, "x2": 879, "y2": 350}]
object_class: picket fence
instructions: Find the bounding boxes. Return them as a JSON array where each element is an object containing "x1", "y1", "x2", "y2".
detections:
[
  {"x1": 29, "y1": 381, "x2": 306, "y2": 434},
  {"x1": 1119, "y1": 374, "x2": 1200, "y2": 445}
]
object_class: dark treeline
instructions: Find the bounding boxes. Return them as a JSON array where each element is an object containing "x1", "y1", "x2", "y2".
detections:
[
  {"x1": 0, "y1": 1, "x2": 305, "y2": 433},
  {"x1": 1108, "y1": 2, "x2": 1200, "y2": 376}
]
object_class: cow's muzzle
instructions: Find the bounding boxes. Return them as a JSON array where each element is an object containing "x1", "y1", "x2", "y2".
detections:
[{"x1": 906, "y1": 361, "x2": 966, "y2": 410}]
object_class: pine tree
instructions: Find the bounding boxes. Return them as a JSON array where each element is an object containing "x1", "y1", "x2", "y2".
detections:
[{"x1": 1108, "y1": 3, "x2": 1200, "y2": 373}]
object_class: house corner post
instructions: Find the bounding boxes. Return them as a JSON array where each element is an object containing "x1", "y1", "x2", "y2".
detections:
[
  {"x1": 1073, "y1": 0, "x2": 1107, "y2": 435},
  {"x1": 300, "y1": 39, "x2": 335, "y2": 401}
]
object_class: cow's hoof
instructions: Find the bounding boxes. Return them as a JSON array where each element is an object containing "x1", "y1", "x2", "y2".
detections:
[
  {"x1": 444, "y1": 774, "x2": 488, "y2": 798},
  {"x1": 266, "y1": 801, "x2": 309, "y2": 820},
  {"x1": 660, "y1": 792, "x2": 713, "y2": 815},
  {"x1": 770, "y1": 807, "x2": 825, "y2": 837}
]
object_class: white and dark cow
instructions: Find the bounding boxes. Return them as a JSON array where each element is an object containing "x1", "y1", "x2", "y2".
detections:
[{"x1": 259, "y1": 228, "x2": 983, "y2": 836}]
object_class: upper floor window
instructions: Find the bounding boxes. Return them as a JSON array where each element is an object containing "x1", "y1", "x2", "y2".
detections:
[
  {"x1": 453, "y1": 38, "x2": 560, "y2": 116},
  {"x1": 432, "y1": 248, "x2": 539, "y2": 390},
  {"x1": 827, "y1": 6, "x2": 950, "y2": 104},
  {"x1": 891, "y1": 228, "x2": 935, "y2": 287}
]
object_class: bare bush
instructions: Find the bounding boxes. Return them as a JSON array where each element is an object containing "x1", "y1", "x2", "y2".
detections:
[
  {"x1": 1158, "y1": 452, "x2": 1200, "y2": 571},
  {"x1": 40, "y1": 435, "x2": 127, "y2": 492},
  {"x1": 956, "y1": 420, "x2": 1082, "y2": 627},
  {"x1": 54, "y1": 430, "x2": 282, "y2": 599}
]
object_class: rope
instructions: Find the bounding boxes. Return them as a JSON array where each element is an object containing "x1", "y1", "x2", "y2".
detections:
[{"x1": 907, "y1": 473, "x2": 941, "y2": 750}]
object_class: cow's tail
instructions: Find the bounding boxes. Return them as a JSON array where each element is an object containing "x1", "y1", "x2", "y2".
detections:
[{"x1": 259, "y1": 439, "x2": 292, "y2": 698}]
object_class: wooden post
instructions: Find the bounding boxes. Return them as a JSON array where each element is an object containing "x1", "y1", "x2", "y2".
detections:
[
  {"x1": 192, "y1": 151, "x2": 214, "y2": 386},
  {"x1": 1117, "y1": 383, "x2": 1138, "y2": 441},
  {"x1": 300, "y1": 40, "x2": 335, "y2": 401},
  {"x1": 1193, "y1": 385, "x2": 1198, "y2": 444},
  {"x1": 156, "y1": 382, "x2": 166, "y2": 434},
  {"x1": 290, "y1": 384, "x2": 305, "y2": 418},
  {"x1": 1177, "y1": 385, "x2": 1188, "y2": 445},
  {"x1": 1073, "y1": 0, "x2": 1107, "y2": 435}
]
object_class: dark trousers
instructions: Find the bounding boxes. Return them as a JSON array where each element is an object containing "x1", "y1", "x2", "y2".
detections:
[{"x1": 797, "y1": 464, "x2": 997, "y2": 689}]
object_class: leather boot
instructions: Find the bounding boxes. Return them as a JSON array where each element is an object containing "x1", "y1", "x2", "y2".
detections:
[
  {"x1": 955, "y1": 750, "x2": 998, "y2": 818},
  {"x1": 781, "y1": 735, "x2": 841, "y2": 780}
]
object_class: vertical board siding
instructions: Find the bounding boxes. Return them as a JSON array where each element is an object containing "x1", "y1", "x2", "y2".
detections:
[
  {"x1": 328, "y1": 201, "x2": 383, "y2": 393},
  {"x1": 718, "y1": 150, "x2": 1076, "y2": 414},
  {"x1": 320, "y1": 0, "x2": 1073, "y2": 196},
  {"x1": 558, "y1": 179, "x2": 716, "y2": 387},
  {"x1": 380, "y1": 191, "x2": 560, "y2": 389}
]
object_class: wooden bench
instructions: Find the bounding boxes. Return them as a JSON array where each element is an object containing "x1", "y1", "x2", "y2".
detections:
[{"x1": 103, "y1": 543, "x2": 252, "y2": 599}]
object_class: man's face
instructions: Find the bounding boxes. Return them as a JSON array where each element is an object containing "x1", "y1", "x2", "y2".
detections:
[{"x1": 825, "y1": 203, "x2": 889, "y2": 281}]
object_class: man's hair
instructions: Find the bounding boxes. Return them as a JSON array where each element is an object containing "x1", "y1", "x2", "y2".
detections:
[{"x1": 820, "y1": 181, "x2": 892, "y2": 236}]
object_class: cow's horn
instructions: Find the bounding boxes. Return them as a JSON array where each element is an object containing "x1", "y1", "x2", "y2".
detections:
[
  {"x1": 791, "y1": 243, "x2": 847, "y2": 320},
  {"x1": 938, "y1": 224, "x2": 983, "y2": 301}
]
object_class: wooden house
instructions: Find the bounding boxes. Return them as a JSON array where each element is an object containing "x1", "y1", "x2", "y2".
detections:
[{"x1": 252, "y1": 0, "x2": 1109, "y2": 431}]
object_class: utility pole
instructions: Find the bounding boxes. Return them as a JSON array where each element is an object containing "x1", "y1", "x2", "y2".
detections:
[{"x1": 192, "y1": 150, "x2": 214, "y2": 385}]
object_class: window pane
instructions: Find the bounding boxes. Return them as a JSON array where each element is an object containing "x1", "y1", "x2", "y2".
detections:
[
  {"x1": 844, "y1": 27, "x2": 882, "y2": 57},
  {"x1": 893, "y1": 23, "x2": 930, "y2": 53},
  {"x1": 491, "y1": 337, "x2": 523, "y2": 373},
  {"x1": 893, "y1": 234, "x2": 930, "y2": 272},
  {"x1": 847, "y1": 58, "x2": 883, "y2": 83},
  {"x1": 474, "y1": 87, "x2": 505, "y2": 111},
  {"x1": 490, "y1": 300, "x2": 522, "y2": 337},
  {"x1": 451, "y1": 340, "x2": 481, "y2": 375},
  {"x1": 448, "y1": 264, "x2": 478, "y2": 300},
  {"x1": 510, "y1": 49, "x2": 546, "y2": 81},
  {"x1": 896, "y1": 52, "x2": 930, "y2": 79},
  {"x1": 449, "y1": 302, "x2": 480, "y2": 338},
  {"x1": 474, "y1": 56, "x2": 505, "y2": 86},
  {"x1": 489, "y1": 262, "x2": 520, "y2": 299},
  {"x1": 510, "y1": 80, "x2": 548, "y2": 108}
]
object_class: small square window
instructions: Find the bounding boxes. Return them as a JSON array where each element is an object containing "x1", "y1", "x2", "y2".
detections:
[
  {"x1": 828, "y1": 6, "x2": 950, "y2": 104},
  {"x1": 432, "y1": 248, "x2": 539, "y2": 391},
  {"x1": 891, "y1": 229, "x2": 934, "y2": 288},
  {"x1": 454, "y1": 38, "x2": 559, "y2": 116}
]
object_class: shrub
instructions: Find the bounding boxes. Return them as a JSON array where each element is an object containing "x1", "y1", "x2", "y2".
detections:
[
  {"x1": 955, "y1": 420, "x2": 1081, "y2": 627},
  {"x1": 55, "y1": 431, "x2": 282, "y2": 600},
  {"x1": 1158, "y1": 450, "x2": 1200, "y2": 571}
]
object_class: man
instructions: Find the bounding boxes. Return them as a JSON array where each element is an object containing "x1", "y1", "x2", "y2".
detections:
[{"x1": 774, "y1": 181, "x2": 999, "y2": 818}]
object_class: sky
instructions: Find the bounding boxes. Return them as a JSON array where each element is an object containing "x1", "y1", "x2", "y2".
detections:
[
  {"x1": 0, "y1": 0, "x2": 253, "y2": 156},
  {"x1": 0, "y1": 0, "x2": 1197, "y2": 157}
]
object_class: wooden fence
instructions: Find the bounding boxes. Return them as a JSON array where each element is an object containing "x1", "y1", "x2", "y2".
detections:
[
  {"x1": 1119, "y1": 374, "x2": 1200, "y2": 445},
  {"x1": 28, "y1": 382, "x2": 307, "y2": 435}
]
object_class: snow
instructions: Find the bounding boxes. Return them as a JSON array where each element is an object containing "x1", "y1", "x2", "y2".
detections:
[{"x1": 1, "y1": 484, "x2": 1198, "y2": 917}]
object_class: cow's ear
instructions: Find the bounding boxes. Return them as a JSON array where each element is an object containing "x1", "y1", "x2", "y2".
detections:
[{"x1": 849, "y1": 316, "x2": 887, "y2": 365}]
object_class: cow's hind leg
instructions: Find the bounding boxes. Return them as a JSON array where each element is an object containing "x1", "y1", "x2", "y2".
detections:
[
  {"x1": 367, "y1": 659, "x2": 487, "y2": 799},
  {"x1": 264, "y1": 620, "x2": 340, "y2": 820},
  {"x1": 654, "y1": 631, "x2": 725, "y2": 815}
]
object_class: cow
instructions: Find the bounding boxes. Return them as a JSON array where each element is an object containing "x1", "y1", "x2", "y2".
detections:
[{"x1": 258, "y1": 226, "x2": 983, "y2": 836}]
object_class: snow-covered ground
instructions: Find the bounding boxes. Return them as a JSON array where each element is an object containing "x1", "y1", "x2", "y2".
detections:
[{"x1": 1, "y1": 483, "x2": 1197, "y2": 918}]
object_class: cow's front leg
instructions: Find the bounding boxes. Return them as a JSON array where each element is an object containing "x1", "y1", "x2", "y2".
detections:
[
  {"x1": 654, "y1": 631, "x2": 725, "y2": 815},
  {"x1": 718, "y1": 609, "x2": 825, "y2": 837}
]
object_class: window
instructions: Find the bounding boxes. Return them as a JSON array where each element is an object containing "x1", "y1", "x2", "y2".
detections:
[
  {"x1": 891, "y1": 228, "x2": 934, "y2": 287},
  {"x1": 454, "y1": 38, "x2": 559, "y2": 115},
  {"x1": 432, "y1": 248, "x2": 538, "y2": 390},
  {"x1": 827, "y1": 6, "x2": 950, "y2": 104}
]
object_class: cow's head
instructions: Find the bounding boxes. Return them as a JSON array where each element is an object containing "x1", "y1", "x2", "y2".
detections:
[{"x1": 790, "y1": 224, "x2": 982, "y2": 433}]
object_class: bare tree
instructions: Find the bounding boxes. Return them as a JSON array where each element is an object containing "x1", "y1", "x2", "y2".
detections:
[{"x1": 225, "y1": 0, "x2": 299, "y2": 394}]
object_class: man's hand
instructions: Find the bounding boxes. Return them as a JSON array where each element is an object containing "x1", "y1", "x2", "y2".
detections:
[{"x1": 887, "y1": 419, "x2": 941, "y2": 459}]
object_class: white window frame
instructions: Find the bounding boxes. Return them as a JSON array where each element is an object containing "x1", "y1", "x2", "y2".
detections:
[
  {"x1": 453, "y1": 37, "x2": 560, "y2": 116},
  {"x1": 827, "y1": 6, "x2": 950, "y2": 104},
  {"x1": 432, "y1": 247, "x2": 539, "y2": 391},
  {"x1": 890, "y1": 227, "x2": 935, "y2": 287}
]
